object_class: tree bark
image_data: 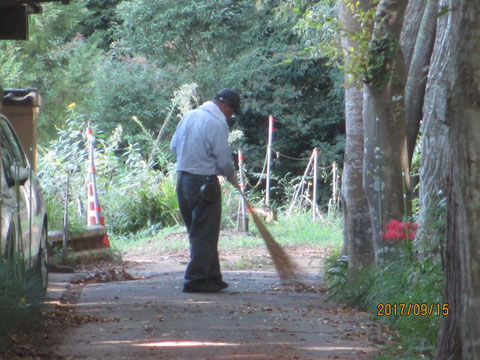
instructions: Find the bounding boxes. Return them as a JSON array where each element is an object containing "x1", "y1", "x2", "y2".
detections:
[
  {"x1": 400, "y1": 0, "x2": 427, "y2": 74},
  {"x1": 362, "y1": 0, "x2": 410, "y2": 263},
  {"x1": 341, "y1": 85, "x2": 375, "y2": 273},
  {"x1": 435, "y1": 0, "x2": 480, "y2": 358},
  {"x1": 339, "y1": 0, "x2": 375, "y2": 275},
  {"x1": 416, "y1": 0, "x2": 452, "y2": 261},
  {"x1": 404, "y1": 0, "x2": 437, "y2": 164}
]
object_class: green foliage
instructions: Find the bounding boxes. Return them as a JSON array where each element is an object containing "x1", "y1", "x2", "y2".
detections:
[
  {"x1": 38, "y1": 107, "x2": 182, "y2": 236},
  {"x1": 0, "y1": 1, "x2": 96, "y2": 141},
  {"x1": 77, "y1": 0, "x2": 123, "y2": 49},
  {"x1": 104, "y1": 173, "x2": 181, "y2": 234},
  {"x1": 1, "y1": 0, "x2": 347, "y2": 206},
  {"x1": 0, "y1": 260, "x2": 42, "y2": 352},
  {"x1": 324, "y1": 251, "x2": 444, "y2": 359},
  {"x1": 115, "y1": 0, "x2": 258, "y2": 69},
  {"x1": 89, "y1": 57, "x2": 184, "y2": 143},
  {"x1": 46, "y1": 198, "x2": 86, "y2": 236},
  {"x1": 279, "y1": 0, "x2": 340, "y2": 58},
  {"x1": 271, "y1": 212, "x2": 342, "y2": 246},
  {"x1": 49, "y1": 246, "x2": 77, "y2": 266},
  {"x1": 112, "y1": 211, "x2": 341, "y2": 254},
  {"x1": 278, "y1": 0, "x2": 378, "y2": 84},
  {"x1": 363, "y1": 32, "x2": 398, "y2": 91},
  {"x1": 113, "y1": 0, "x2": 345, "y2": 200},
  {"x1": 37, "y1": 107, "x2": 89, "y2": 233}
]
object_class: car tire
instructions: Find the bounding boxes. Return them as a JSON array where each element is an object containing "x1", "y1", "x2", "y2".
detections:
[
  {"x1": 5, "y1": 224, "x2": 19, "y2": 274},
  {"x1": 34, "y1": 226, "x2": 49, "y2": 295}
]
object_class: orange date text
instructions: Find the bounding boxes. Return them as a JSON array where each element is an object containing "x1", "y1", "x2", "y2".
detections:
[{"x1": 377, "y1": 303, "x2": 449, "y2": 317}]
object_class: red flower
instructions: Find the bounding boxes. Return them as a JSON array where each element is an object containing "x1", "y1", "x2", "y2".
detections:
[{"x1": 383, "y1": 220, "x2": 417, "y2": 241}]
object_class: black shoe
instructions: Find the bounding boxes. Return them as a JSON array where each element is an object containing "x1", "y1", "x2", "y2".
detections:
[
  {"x1": 217, "y1": 280, "x2": 229, "y2": 289},
  {"x1": 182, "y1": 283, "x2": 222, "y2": 293},
  {"x1": 209, "y1": 279, "x2": 229, "y2": 290}
]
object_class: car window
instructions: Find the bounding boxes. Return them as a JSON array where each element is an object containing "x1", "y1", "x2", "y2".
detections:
[{"x1": 0, "y1": 117, "x2": 27, "y2": 169}]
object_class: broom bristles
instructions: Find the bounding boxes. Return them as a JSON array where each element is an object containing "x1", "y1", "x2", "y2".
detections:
[{"x1": 240, "y1": 192, "x2": 298, "y2": 282}]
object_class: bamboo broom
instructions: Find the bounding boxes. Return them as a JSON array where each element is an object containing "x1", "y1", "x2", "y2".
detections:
[{"x1": 237, "y1": 191, "x2": 298, "y2": 282}]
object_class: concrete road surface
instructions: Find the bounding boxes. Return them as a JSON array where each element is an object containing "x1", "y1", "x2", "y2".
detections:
[{"x1": 46, "y1": 259, "x2": 386, "y2": 360}]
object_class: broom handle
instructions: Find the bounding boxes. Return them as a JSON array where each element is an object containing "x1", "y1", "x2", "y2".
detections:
[{"x1": 236, "y1": 188, "x2": 254, "y2": 215}]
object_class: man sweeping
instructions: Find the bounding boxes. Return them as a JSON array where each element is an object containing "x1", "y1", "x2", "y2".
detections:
[{"x1": 170, "y1": 89, "x2": 241, "y2": 293}]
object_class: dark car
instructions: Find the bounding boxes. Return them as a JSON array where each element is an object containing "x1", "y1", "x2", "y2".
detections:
[{"x1": 0, "y1": 113, "x2": 48, "y2": 294}]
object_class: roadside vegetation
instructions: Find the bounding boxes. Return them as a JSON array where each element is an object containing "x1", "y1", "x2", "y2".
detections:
[
  {"x1": 0, "y1": 259, "x2": 45, "y2": 351},
  {"x1": 325, "y1": 249, "x2": 444, "y2": 359}
]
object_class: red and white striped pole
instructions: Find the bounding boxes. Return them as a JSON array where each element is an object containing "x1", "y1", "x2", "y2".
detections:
[{"x1": 86, "y1": 123, "x2": 110, "y2": 247}]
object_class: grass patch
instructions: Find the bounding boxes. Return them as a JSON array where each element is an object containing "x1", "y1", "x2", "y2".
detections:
[
  {"x1": 324, "y1": 250, "x2": 444, "y2": 360},
  {"x1": 110, "y1": 225, "x2": 185, "y2": 253},
  {"x1": 110, "y1": 212, "x2": 342, "y2": 256},
  {"x1": 269, "y1": 213, "x2": 342, "y2": 247},
  {"x1": 0, "y1": 261, "x2": 44, "y2": 353}
]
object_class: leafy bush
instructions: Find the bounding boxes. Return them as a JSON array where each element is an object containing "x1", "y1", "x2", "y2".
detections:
[
  {"x1": 90, "y1": 57, "x2": 183, "y2": 142},
  {"x1": 38, "y1": 105, "x2": 182, "y2": 236},
  {"x1": 324, "y1": 250, "x2": 444, "y2": 359},
  {"x1": 0, "y1": 260, "x2": 43, "y2": 352},
  {"x1": 103, "y1": 173, "x2": 181, "y2": 234},
  {"x1": 46, "y1": 198, "x2": 87, "y2": 236},
  {"x1": 38, "y1": 108, "x2": 89, "y2": 233}
]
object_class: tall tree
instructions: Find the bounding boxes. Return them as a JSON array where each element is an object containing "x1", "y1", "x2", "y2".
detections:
[
  {"x1": 403, "y1": 0, "x2": 437, "y2": 164},
  {"x1": 399, "y1": 0, "x2": 427, "y2": 74},
  {"x1": 416, "y1": 0, "x2": 451, "y2": 261},
  {"x1": 338, "y1": 0, "x2": 375, "y2": 275},
  {"x1": 434, "y1": 0, "x2": 480, "y2": 358},
  {"x1": 362, "y1": 0, "x2": 409, "y2": 262}
]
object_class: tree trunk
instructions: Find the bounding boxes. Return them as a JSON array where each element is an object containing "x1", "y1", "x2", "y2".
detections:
[
  {"x1": 362, "y1": 0, "x2": 410, "y2": 263},
  {"x1": 415, "y1": 0, "x2": 452, "y2": 261},
  {"x1": 341, "y1": 86, "x2": 375, "y2": 273},
  {"x1": 339, "y1": 0, "x2": 375, "y2": 275},
  {"x1": 435, "y1": 0, "x2": 480, "y2": 358},
  {"x1": 404, "y1": 0, "x2": 437, "y2": 164},
  {"x1": 400, "y1": 0, "x2": 427, "y2": 74}
]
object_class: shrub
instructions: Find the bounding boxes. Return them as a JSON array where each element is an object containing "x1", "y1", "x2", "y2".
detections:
[
  {"x1": 0, "y1": 260, "x2": 43, "y2": 352},
  {"x1": 324, "y1": 250, "x2": 444, "y2": 359}
]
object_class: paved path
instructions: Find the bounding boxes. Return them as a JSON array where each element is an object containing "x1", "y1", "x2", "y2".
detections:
[{"x1": 46, "y1": 259, "x2": 384, "y2": 360}]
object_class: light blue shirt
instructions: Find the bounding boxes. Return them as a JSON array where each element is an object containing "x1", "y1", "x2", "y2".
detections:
[{"x1": 170, "y1": 101, "x2": 235, "y2": 181}]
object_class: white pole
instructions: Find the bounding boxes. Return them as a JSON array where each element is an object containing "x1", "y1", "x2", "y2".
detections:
[
  {"x1": 266, "y1": 115, "x2": 274, "y2": 207},
  {"x1": 332, "y1": 162, "x2": 338, "y2": 209},
  {"x1": 63, "y1": 171, "x2": 70, "y2": 251},
  {"x1": 312, "y1": 148, "x2": 318, "y2": 221},
  {"x1": 238, "y1": 149, "x2": 248, "y2": 232},
  {"x1": 287, "y1": 149, "x2": 315, "y2": 217}
]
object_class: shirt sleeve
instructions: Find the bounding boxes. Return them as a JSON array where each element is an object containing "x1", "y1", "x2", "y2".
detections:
[
  {"x1": 170, "y1": 119, "x2": 182, "y2": 157},
  {"x1": 210, "y1": 123, "x2": 235, "y2": 180}
]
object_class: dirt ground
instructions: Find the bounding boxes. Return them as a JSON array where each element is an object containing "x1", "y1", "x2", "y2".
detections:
[{"x1": 4, "y1": 233, "x2": 395, "y2": 360}]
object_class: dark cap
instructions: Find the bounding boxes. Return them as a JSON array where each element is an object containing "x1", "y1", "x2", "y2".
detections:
[{"x1": 214, "y1": 89, "x2": 242, "y2": 115}]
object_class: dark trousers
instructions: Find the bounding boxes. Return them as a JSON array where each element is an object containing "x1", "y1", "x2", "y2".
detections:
[{"x1": 176, "y1": 172, "x2": 222, "y2": 287}]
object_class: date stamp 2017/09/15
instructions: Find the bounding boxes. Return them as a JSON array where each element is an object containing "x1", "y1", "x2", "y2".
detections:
[{"x1": 377, "y1": 303, "x2": 449, "y2": 317}]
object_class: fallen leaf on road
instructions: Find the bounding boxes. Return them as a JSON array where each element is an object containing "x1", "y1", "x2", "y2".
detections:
[{"x1": 70, "y1": 268, "x2": 144, "y2": 284}]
